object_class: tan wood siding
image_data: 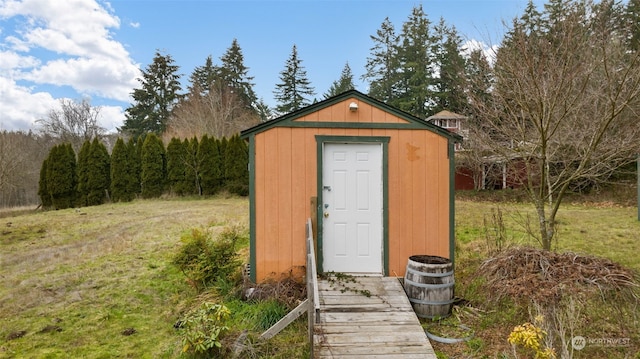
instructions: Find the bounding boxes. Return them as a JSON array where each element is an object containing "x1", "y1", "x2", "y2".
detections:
[
  {"x1": 294, "y1": 98, "x2": 409, "y2": 123},
  {"x1": 253, "y1": 105, "x2": 451, "y2": 282}
]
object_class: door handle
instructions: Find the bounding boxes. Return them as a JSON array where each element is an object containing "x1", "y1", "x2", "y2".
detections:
[
  {"x1": 323, "y1": 212, "x2": 329, "y2": 218},
  {"x1": 323, "y1": 186, "x2": 332, "y2": 191}
]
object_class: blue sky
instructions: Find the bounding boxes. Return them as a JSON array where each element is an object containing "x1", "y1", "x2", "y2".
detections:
[{"x1": 0, "y1": 0, "x2": 539, "y2": 132}]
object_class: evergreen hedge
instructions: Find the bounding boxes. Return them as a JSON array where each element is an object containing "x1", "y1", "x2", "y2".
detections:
[
  {"x1": 37, "y1": 134, "x2": 249, "y2": 209},
  {"x1": 86, "y1": 138, "x2": 110, "y2": 206},
  {"x1": 45, "y1": 144, "x2": 77, "y2": 209},
  {"x1": 141, "y1": 133, "x2": 166, "y2": 199}
]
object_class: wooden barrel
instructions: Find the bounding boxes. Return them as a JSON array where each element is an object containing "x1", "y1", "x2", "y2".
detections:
[{"x1": 403, "y1": 255, "x2": 454, "y2": 319}]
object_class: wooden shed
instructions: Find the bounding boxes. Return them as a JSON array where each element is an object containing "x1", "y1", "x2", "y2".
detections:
[{"x1": 240, "y1": 90, "x2": 462, "y2": 283}]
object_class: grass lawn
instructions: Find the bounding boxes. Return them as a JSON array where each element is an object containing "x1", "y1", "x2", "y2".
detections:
[
  {"x1": 447, "y1": 198, "x2": 640, "y2": 358},
  {"x1": 1, "y1": 195, "x2": 638, "y2": 358},
  {"x1": 0, "y1": 197, "x2": 249, "y2": 358},
  {"x1": 456, "y1": 199, "x2": 640, "y2": 271}
]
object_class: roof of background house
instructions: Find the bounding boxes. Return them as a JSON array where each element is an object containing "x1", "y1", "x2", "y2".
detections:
[{"x1": 426, "y1": 110, "x2": 467, "y2": 121}]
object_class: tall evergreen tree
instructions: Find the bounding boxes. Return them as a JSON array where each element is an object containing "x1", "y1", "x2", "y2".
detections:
[
  {"x1": 46, "y1": 144, "x2": 77, "y2": 209},
  {"x1": 520, "y1": 0, "x2": 543, "y2": 35},
  {"x1": 188, "y1": 55, "x2": 218, "y2": 96},
  {"x1": 111, "y1": 137, "x2": 136, "y2": 202},
  {"x1": 273, "y1": 45, "x2": 315, "y2": 114},
  {"x1": 363, "y1": 17, "x2": 400, "y2": 104},
  {"x1": 121, "y1": 51, "x2": 182, "y2": 139},
  {"x1": 396, "y1": 4, "x2": 436, "y2": 118},
  {"x1": 255, "y1": 98, "x2": 274, "y2": 122},
  {"x1": 625, "y1": 0, "x2": 640, "y2": 52},
  {"x1": 140, "y1": 133, "x2": 166, "y2": 198},
  {"x1": 217, "y1": 39, "x2": 257, "y2": 108},
  {"x1": 324, "y1": 62, "x2": 356, "y2": 98},
  {"x1": 465, "y1": 49, "x2": 494, "y2": 117},
  {"x1": 432, "y1": 20, "x2": 468, "y2": 114},
  {"x1": 86, "y1": 138, "x2": 110, "y2": 206},
  {"x1": 170, "y1": 47, "x2": 260, "y2": 139},
  {"x1": 76, "y1": 140, "x2": 91, "y2": 206}
]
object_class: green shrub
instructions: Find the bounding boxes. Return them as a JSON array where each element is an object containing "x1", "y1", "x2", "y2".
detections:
[
  {"x1": 173, "y1": 227, "x2": 242, "y2": 292},
  {"x1": 178, "y1": 302, "x2": 231, "y2": 357}
]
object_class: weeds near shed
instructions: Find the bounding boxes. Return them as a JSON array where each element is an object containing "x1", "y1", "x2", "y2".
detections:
[
  {"x1": 483, "y1": 206, "x2": 510, "y2": 254},
  {"x1": 321, "y1": 272, "x2": 372, "y2": 297},
  {"x1": 173, "y1": 225, "x2": 244, "y2": 292}
]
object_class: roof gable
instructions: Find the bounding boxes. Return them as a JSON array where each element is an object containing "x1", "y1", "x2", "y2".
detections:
[
  {"x1": 240, "y1": 90, "x2": 462, "y2": 142},
  {"x1": 426, "y1": 110, "x2": 467, "y2": 121}
]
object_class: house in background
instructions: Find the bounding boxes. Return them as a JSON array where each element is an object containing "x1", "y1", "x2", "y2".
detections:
[
  {"x1": 426, "y1": 111, "x2": 476, "y2": 190},
  {"x1": 241, "y1": 90, "x2": 462, "y2": 283},
  {"x1": 427, "y1": 110, "x2": 527, "y2": 191}
]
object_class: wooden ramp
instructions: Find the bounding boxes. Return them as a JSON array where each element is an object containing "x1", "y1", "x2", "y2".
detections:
[{"x1": 313, "y1": 276, "x2": 437, "y2": 358}]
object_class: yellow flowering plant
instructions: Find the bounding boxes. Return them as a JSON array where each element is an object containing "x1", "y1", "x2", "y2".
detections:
[{"x1": 508, "y1": 315, "x2": 556, "y2": 359}]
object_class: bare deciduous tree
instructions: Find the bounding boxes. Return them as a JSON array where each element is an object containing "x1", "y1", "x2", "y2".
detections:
[
  {"x1": 0, "y1": 131, "x2": 54, "y2": 207},
  {"x1": 466, "y1": 1, "x2": 640, "y2": 250},
  {"x1": 167, "y1": 81, "x2": 260, "y2": 139},
  {"x1": 37, "y1": 98, "x2": 105, "y2": 152}
]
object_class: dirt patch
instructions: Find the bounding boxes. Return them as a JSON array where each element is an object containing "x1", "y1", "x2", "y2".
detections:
[
  {"x1": 478, "y1": 247, "x2": 639, "y2": 304},
  {"x1": 38, "y1": 325, "x2": 62, "y2": 334},
  {"x1": 121, "y1": 328, "x2": 136, "y2": 336},
  {"x1": 6, "y1": 330, "x2": 26, "y2": 341}
]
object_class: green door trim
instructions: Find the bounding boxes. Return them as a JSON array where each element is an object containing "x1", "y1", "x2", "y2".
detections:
[{"x1": 315, "y1": 135, "x2": 390, "y2": 275}]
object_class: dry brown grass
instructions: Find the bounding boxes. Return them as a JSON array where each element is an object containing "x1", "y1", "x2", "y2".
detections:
[{"x1": 478, "y1": 247, "x2": 639, "y2": 305}]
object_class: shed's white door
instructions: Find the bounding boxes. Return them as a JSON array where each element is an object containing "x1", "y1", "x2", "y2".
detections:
[{"x1": 322, "y1": 143, "x2": 383, "y2": 274}]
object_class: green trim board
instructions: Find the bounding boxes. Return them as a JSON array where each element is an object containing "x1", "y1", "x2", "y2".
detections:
[
  {"x1": 277, "y1": 121, "x2": 431, "y2": 130},
  {"x1": 448, "y1": 142, "x2": 456, "y2": 269},
  {"x1": 315, "y1": 135, "x2": 390, "y2": 275},
  {"x1": 248, "y1": 135, "x2": 257, "y2": 283},
  {"x1": 240, "y1": 89, "x2": 462, "y2": 144}
]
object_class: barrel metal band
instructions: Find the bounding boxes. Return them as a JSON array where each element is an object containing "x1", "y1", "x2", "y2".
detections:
[
  {"x1": 404, "y1": 278, "x2": 455, "y2": 289},
  {"x1": 408, "y1": 297, "x2": 456, "y2": 306},
  {"x1": 406, "y1": 266, "x2": 454, "y2": 278}
]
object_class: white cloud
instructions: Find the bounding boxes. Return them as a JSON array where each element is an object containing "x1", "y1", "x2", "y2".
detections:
[
  {"x1": 0, "y1": 0, "x2": 139, "y2": 131},
  {"x1": 462, "y1": 39, "x2": 498, "y2": 65},
  {"x1": 0, "y1": 50, "x2": 40, "y2": 70},
  {"x1": 98, "y1": 104, "x2": 126, "y2": 133},
  {"x1": 23, "y1": 57, "x2": 139, "y2": 101},
  {"x1": 0, "y1": 77, "x2": 57, "y2": 130}
]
